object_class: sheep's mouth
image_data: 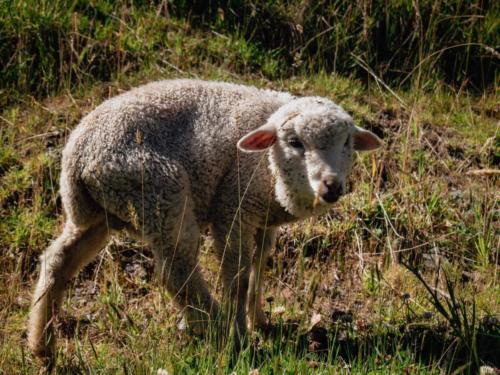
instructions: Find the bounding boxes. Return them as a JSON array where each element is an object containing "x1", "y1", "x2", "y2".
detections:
[
  {"x1": 321, "y1": 190, "x2": 342, "y2": 203},
  {"x1": 313, "y1": 189, "x2": 342, "y2": 207}
]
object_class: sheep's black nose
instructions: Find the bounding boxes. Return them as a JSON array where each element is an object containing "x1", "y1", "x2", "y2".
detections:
[{"x1": 322, "y1": 180, "x2": 343, "y2": 203}]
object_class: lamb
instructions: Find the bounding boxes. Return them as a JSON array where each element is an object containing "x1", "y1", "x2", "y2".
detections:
[{"x1": 28, "y1": 79, "x2": 381, "y2": 363}]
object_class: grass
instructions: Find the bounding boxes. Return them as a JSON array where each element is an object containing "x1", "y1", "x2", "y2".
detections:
[{"x1": 1, "y1": 1, "x2": 499, "y2": 374}]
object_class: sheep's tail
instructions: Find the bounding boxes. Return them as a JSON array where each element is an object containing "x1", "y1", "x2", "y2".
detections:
[
  {"x1": 59, "y1": 128, "x2": 103, "y2": 228},
  {"x1": 59, "y1": 162, "x2": 101, "y2": 228}
]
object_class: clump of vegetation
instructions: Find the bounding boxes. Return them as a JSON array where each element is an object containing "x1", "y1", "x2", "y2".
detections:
[
  {"x1": 173, "y1": 0, "x2": 499, "y2": 89},
  {"x1": 1, "y1": 0, "x2": 498, "y2": 106},
  {"x1": 0, "y1": 1, "x2": 498, "y2": 373}
]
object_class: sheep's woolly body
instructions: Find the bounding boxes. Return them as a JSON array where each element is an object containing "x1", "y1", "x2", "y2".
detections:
[
  {"x1": 61, "y1": 79, "x2": 294, "y2": 229},
  {"x1": 28, "y1": 79, "x2": 380, "y2": 363}
]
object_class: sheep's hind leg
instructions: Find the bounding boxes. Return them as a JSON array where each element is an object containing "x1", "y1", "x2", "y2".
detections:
[{"x1": 28, "y1": 220, "x2": 110, "y2": 364}]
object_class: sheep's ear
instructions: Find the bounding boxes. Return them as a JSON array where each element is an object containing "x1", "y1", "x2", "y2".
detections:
[
  {"x1": 237, "y1": 123, "x2": 277, "y2": 153},
  {"x1": 353, "y1": 126, "x2": 382, "y2": 151}
]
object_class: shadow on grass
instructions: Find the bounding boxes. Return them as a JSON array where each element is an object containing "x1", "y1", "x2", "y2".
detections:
[{"x1": 254, "y1": 318, "x2": 499, "y2": 373}]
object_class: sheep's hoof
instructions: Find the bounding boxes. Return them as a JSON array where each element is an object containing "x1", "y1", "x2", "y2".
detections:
[
  {"x1": 30, "y1": 344, "x2": 55, "y2": 370},
  {"x1": 178, "y1": 312, "x2": 216, "y2": 337},
  {"x1": 249, "y1": 312, "x2": 273, "y2": 336},
  {"x1": 28, "y1": 334, "x2": 56, "y2": 370},
  {"x1": 256, "y1": 320, "x2": 275, "y2": 337}
]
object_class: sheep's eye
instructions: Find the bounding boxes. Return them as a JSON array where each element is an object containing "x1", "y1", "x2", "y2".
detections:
[
  {"x1": 344, "y1": 135, "x2": 351, "y2": 148},
  {"x1": 288, "y1": 137, "x2": 304, "y2": 149}
]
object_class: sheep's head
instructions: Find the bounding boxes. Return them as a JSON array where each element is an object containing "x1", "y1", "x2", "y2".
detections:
[{"x1": 237, "y1": 97, "x2": 381, "y2": 217}]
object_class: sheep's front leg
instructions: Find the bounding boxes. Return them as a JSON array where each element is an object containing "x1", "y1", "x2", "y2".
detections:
[
  {"x1": 211, "y1": 222, "x2": 255, "y2": 348},
  {"x1": 248, "y1": 227, "x2": 277, "y2": 332},
  {"x1": 97, "y1": 153, "x2": 220, "y2": 336},
  {"x1": 152, "y1": 210, "x2": 219, "y2": 336}
]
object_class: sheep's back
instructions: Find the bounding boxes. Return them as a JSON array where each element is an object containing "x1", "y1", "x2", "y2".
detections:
[{"x1": 62, "y1": 79, "x2": 289, "y2": 223}]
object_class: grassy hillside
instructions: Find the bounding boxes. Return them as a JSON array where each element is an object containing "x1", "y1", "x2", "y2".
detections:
[{"x1": 0, "y1": 1, "x2": 499, "y2": 374}]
